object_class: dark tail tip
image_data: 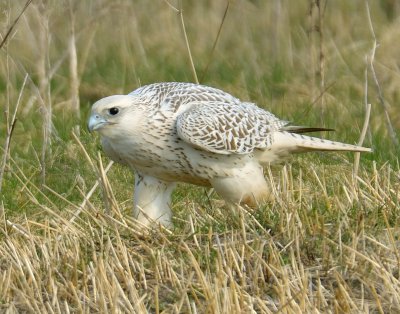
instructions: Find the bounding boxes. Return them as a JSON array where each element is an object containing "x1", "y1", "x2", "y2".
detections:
[{"x1": 282, "y1": 126, "x2": 335, "y2": 134}]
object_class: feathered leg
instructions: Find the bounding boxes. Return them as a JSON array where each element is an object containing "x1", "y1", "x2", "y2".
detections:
[
  {"x1": 210, "y1": 162, "x2": 271, "y2": 208},
  {"x1": 133, "y1": 172, "x2": 176, "y2": 228}
]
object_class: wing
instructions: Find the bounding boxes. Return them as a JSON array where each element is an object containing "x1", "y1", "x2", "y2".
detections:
[{"x1": 176, "y1": 101, "x2": 287, "y2": 155}]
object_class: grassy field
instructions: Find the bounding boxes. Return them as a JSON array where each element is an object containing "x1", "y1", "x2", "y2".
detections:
[{"x1": 0, "y1": 0, "x2": 399, "y2": 312}]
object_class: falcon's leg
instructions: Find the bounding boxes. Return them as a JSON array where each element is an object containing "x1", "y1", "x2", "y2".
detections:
[
  {"x1": 133, "y1": 173, "x2": 176, "y2": 228},
  {"x1": 210, "y1": 162, "x2": 271, "y2": 208}
]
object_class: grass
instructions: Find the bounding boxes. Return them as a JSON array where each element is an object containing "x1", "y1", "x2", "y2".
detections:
[{"x1": 1, "y1": 0, "x2": 399, "y2": 312}]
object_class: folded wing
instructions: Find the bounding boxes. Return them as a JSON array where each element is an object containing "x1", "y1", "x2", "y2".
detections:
[{"x1": 176, "y1": 102, "x2": 286, "y2": 154}]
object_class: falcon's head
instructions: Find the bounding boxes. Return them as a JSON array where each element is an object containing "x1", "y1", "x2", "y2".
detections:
[{"x1": 88, "y1": 95, "x2": 142, "y2": 136}]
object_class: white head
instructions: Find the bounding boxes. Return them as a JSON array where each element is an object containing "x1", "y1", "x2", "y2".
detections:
[{"x1": 88, "y1": 95, "x2": 144, "y2": 138}]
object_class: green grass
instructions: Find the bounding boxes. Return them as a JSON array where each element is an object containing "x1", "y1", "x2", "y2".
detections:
[{"x1": 0, "y1": 0, "x2": 399, "y2": 312}]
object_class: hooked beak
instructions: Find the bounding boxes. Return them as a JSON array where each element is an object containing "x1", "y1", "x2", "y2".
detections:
[{"x1": 88, "y1": 114, "x2": 108, "y2": 132}]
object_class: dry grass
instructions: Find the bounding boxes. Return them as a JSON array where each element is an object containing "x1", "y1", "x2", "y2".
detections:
[
  {"x1": 1, "y1": 159, "x2": 399, "y2": 312},
  {"x1": 1, "y1": 0, "x2": 400, "y2": 312}
]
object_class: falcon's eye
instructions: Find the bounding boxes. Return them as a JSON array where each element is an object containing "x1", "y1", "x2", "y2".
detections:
[{"x1": 108, "y1": 107, "x2": 119, "y2": 115}]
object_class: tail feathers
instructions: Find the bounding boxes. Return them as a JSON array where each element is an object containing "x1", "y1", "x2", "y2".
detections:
[{"x1": 273, "y1": 131, "x2": 372, "y2": 153}]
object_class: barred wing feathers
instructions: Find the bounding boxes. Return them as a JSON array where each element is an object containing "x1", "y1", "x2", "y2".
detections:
[{"x1": 176, "y1": 102, "x2": 286, "y2": 154}]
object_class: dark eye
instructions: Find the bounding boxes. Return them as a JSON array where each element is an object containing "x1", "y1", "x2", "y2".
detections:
[{"x1": 108, "y1": 107, "x2": 119, "y2": 115}]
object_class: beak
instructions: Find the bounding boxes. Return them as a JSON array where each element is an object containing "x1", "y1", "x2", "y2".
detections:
[{"x1": 88, "y1": 114, "x2": 108, "y2": 132}]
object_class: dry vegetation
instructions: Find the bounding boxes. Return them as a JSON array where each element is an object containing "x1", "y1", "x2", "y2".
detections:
[{"x1": 0, "y1": 0, "x2": 399, "y2": 313}]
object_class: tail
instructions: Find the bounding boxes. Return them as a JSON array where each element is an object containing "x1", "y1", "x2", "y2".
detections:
[
  {"x1": 255, "y1": 131, "x2": 371, "y2": 164},
  {"x1": 273, "y1": 131, "x2": 372, "y2": 153}
]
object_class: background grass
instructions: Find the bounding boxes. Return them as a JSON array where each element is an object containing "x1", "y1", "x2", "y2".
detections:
[{"x1": 0, "y1": 0, "x2": 399, "y2": 312}]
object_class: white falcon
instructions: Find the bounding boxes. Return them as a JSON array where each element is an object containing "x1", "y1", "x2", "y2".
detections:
[{"x1": 88, "y1": 82, "x2": 371, "y2": 227}]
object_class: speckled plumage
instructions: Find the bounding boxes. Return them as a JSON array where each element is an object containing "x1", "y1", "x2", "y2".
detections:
[{"x1": 88, "y1": 82, "x2": 371, "y2": 227}]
